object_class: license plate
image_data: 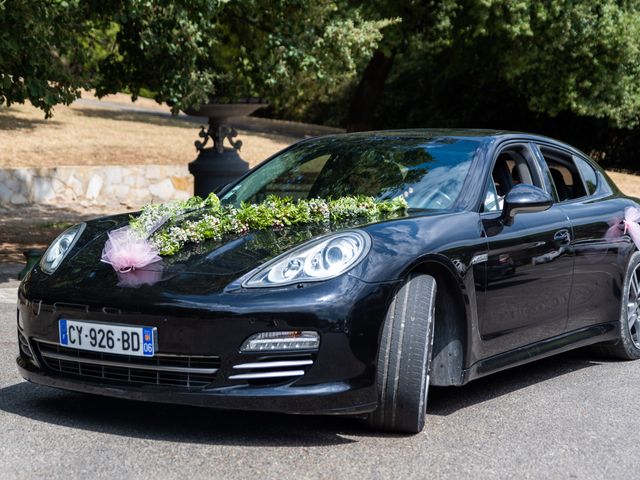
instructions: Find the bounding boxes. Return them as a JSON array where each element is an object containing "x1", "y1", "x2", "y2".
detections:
[{"x1": 58, "y1": 319, "x2": 156, "y2": 357}]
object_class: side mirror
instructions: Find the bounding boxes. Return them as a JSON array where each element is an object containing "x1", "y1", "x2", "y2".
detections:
[{"x1": 502, "y1": 184, "x2": 553, "y2": 226}]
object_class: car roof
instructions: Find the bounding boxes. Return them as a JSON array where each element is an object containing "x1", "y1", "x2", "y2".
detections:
[
  {"x1": 319, "y1": 128, "x2": 507, "y2": 141},
  {"x1": 317, "y1": 128, "x2": 588, "y2": 160}
]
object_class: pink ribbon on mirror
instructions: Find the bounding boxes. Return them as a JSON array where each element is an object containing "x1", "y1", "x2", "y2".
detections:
[{"x1": 606, "y1": 206, "x2": 640, "y2": 250}]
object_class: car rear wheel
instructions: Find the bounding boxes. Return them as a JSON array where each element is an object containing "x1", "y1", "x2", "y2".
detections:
[
  {"x1": 597, "y1": 251, "x2": 640, "y2": 360},
  {"x1": 367, "y1": 273, "x2": 436, "y2": 434}
]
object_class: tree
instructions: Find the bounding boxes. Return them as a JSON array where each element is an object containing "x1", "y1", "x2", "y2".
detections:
[
  {"x1": 460, "y1": 1, "x2": 640, "y2": 128},
  {"x1": 347, "y1": 1, "x2": 640, "y2": 131},
  {"x1": 0, "y1": 0, "x2": 391, "y2": 117},
  {"x1": 0, "y1": 0, "x2": 95, "y2": 117},
  {"x1": 345, "y1": 0, "x2": 456, "y2": 131}
]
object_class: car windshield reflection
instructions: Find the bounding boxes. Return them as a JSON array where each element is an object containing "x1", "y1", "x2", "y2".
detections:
[{"x1": 221, "y1": 136, "x2": 480, "y2": 210}]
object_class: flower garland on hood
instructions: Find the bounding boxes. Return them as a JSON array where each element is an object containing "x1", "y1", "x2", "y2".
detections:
[{"x1": 101, "y1": 193, "x2": 408, "y2": 273}]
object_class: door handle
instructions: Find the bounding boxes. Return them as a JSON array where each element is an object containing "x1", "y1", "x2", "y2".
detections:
[{"x1": 553, "y1": 229, "x2": 571, "y2": 245}]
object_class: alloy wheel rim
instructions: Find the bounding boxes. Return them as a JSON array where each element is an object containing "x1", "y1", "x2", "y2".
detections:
[{"x1": 628, "y1": 264, "x2": 640, "y2": 349}]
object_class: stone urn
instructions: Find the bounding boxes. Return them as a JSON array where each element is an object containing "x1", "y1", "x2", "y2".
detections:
[{"x1": 183, "y1": 99, "x2": 267, "y2": 197}]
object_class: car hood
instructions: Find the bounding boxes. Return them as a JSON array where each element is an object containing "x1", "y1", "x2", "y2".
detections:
[
  {"x1": 52, "y1": 210, "x2": 420, "y2": 292},
  {"x1": 21, "y1": 208, "x2": 474, "y2": 310}
]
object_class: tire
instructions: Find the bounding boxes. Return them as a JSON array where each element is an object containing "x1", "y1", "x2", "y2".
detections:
[
  {"x1": 596, "y1": 251, "x2": 640, "y2": 360},
  {"x1": 367, "y1": 273, "x2": 436, "y2": 434}
]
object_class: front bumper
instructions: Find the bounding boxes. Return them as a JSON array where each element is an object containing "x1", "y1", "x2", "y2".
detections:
[
  {"x1": 16, "y1": 356, "x2": 377, "y2": 415},
  {"x1": 16, "y1": 274, "x2": 398, "y2": 415}
]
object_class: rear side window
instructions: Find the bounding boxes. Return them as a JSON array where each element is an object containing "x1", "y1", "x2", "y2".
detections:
[
  {"x1": 574, "y1": 156, "x2": 598, "y2": 195},
  {"x1": 538, "y1": 146, "x2": 587, "y2": 202}
]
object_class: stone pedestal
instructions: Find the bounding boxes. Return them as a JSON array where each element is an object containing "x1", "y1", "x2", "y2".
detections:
[
  {"x1": 184, "y1": 101, "x2": 267, "y2": 197},
  {"x1": 188, "y1": 147, "x2": 249, "y2": 196}
]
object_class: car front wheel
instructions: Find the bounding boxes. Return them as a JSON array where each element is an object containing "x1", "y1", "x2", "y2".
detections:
[{"x1": 367, "y1": 273, "x2": 436, "y2": 434}]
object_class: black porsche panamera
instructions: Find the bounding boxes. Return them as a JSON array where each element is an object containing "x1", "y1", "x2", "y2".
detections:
[{"x1": 16, "y1": 129, "x2": 640, "y2": 433}]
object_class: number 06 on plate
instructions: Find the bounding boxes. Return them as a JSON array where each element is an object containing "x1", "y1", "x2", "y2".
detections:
[{"x1": 59, "y1": 319, "x2": 156, "y2": 357}]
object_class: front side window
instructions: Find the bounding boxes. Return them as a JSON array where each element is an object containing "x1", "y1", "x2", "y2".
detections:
[
  {"x1": 222, "y1": 136, "x2": 481, "y2": 210},
  {"x1": 482, "y1": 145, "x2": 539, "y2": 212},
  {"x1": 483, "y1": 175, "x2": 501, "y2": 212}
]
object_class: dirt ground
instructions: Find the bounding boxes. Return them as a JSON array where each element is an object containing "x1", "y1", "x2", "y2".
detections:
[
  {"x1": 0, "y1": 103, "x2": 295, "y2": 170},
  {"x1": 0, "y1": 203, "x2": 126, "y2": 264},
  {"x1": 606, "y1": 171, "x2": 640, "y2": 198}
]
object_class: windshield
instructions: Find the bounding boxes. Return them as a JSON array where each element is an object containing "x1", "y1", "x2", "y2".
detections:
[{"x1": 221, "y1": 135, "x2": 480, "y2": 210}]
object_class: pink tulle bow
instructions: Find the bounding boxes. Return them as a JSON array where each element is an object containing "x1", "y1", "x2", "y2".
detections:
[
  {"x1": 100, "y1": 226, "x2": 162, "y2": 273},
  {"x1": 116, "y1": 268, "x2": 163, "y2": 288},
  {"x1": 606, "y1": 206, "x2": 640, "y2": 250}
]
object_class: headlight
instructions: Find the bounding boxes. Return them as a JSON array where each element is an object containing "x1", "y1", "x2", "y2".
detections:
[
  {"x1": 40, "y1": 223, "x2": 86, "y2": 274},
  {"x1": 243, "y1": 230, "x2": 371, "y2": 288}
]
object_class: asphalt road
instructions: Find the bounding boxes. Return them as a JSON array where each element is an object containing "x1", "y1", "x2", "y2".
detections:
[{"x1": 0, "y1": 280, "x2": 637, "y2": 479}]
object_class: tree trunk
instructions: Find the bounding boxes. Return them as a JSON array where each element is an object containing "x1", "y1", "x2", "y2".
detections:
[{"x1": 346, "y1": 50, "x2": 394, "y2": 132}]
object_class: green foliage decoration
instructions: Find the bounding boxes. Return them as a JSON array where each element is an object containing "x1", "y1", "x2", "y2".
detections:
[{"x1": 129, "y1": 193, "x2": 408, "y2": 256}]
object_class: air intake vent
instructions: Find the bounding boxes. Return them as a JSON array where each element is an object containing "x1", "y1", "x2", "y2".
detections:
[
  {"x1": 34, "y1": 340, "x2": 220, "y2": 390},
  {"x1": 229, "y1": 354, "x2": 314, "y2": 384},
  {"x1": 17, "y1": 329, "x2": 36, "y2": 361}
]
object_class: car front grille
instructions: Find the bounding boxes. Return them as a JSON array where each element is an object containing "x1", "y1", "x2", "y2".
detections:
[{"x1": 34, "y1": 340, "x2": 220, "y2": 389}]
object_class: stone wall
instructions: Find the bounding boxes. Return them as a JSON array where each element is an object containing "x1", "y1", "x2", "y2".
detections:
[{"x1": 0, "y1": 165, "x2": 193, "y2": 207}]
